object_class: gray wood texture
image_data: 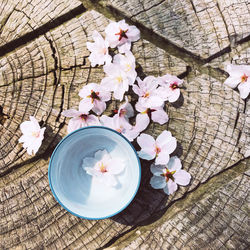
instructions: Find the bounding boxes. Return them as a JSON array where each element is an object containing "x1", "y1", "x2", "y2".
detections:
[{"x1": 0, "y1": 0, "x2": 249, "y2": 249}]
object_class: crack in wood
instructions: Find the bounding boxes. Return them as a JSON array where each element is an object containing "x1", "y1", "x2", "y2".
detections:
[
  {"x1": 102, "y1": 158, "x2": 249, "y2": 249},
  {"x1": 44, "y1": 35, "x2": 59, "y2": 86},
  {"x1": 0, "y1": 4, "x2": 86, "y2": 58}
]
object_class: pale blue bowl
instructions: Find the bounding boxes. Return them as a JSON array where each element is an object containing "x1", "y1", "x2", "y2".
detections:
[{"x1": 48, "y1": 126, "x2": 141, "y2": 220}]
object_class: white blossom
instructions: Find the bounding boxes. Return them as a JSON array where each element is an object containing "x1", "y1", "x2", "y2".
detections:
[
  {"x1": 225, "y1": 64, "x2": 250, "y2": 99},
  {"x1": 133, "y1": 76, "x2": 164, "y2": 108},
  {"x1": 83, "y1": 149, "x2": 125, "y2": 187},
  {"x1": 158, "y1": 74, "x2": 183, "y2": 103},
  {"x1": 135, "y1": 100, "x2": 168, "y2": 130},
  {"x1": 101, "y1": 62, "x2": 131, "y2": 101},
  {"x1": 61, "y1": 108, "x2": 100, "y2": 134},
  {"x1": 150, "y1": 157, "x2": 191, "y2": 195},
  {"x1": 137, "y1": 130, "x2": 177, "y2": 165},
  {"x1": 18, "y1": 116, "x2": 46, "y2": 155},
  {"x1": 79, "y1": 83, "x2": 111, "y2": 115},
  {"x1": 86, "y1": 31, "x2": 111, "y2": 67},
  {"x1": 105, "y1": 20, "x2": 140, "y2": 53}
]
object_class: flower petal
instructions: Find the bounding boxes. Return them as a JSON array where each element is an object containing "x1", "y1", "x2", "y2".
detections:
[
  {"x1": 238, "y1": 81, "x2": 250, "y2": 99},
  {"x1": 79, "y1": 98, "x2": 93, "y2": 113},
  {"x1": 224, "y1": 76, "x2": 240, "y2": 88},
  {"x1": 150, "y1": 163, "x2": 165, "y2": 176},
  {"x1": 108, "y1": 158, "x2": 125, "y2": 174},
  {"x1": 134, "y1": 114, "x2": 150, "y2": 132},
  {"x1": 150, "y1": 176, "x2": 166, "y2": 189},
  {"x1": 174, "y1": 170, "x2": 191, "y2": 186},
  {"x1": 167, "y1": 156, "x2": 182, "y2": 172},
  {"x1": 87, "y1": 115, "x2": 100, "y2": 126},
  {"x1": 118, "y1": 42, "x2": 131, "y2": 53},
  {"x1": 102, "y1": 173, "x2": 118, "y2": 187},
  {"x1": 168, "y1": 89, "x2": 180, "y2": 103},
  {"x1": 94, "y1": 149, "x2": 108, "y2": 161},
  {"x1": 157, "y1": 130, "x2": 177, "y2": 154},
  {"x1": 151, "y1": 109, "x2": 169, "y2": 125},
  {"x1": 92, "y1": 100, "x2": 106, "y2": 115},
  {"x1": 67, "y1": 118, "x2": 83, "y2": 133},
  {"x1": 61, "y1": 109, "x2": 82, "y2": 118},
  {"x1": 155, "y1": 152, "x2": 169, "y2": 165},
  {"x1": 163, "y1": 179, "x2": 178, "y2": 195},
  {"x1": 137, "y1": 149, "x2": 156, "y2": 161},
  {"x1": 137, "y1": 133, "x2": 155, "y2": 149}
]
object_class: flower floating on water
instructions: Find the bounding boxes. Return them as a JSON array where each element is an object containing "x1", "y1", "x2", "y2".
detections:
[
  {"x1": 18, "y1": 116, "x2": 46, "y2": 155},
  {"x1": 86, "y1": 31, "x2": 111, "y2": 67},
  {"x1": 150, "y1": 156, "x2": 191, "y2": 195},
  {"x1": 83, "y1": 149, "x2": 125, "y2": 187},
  {"x1": 133, "y1": 76, "x2": 163, "y2": 108},
  {"x1": 158, "y1": 74, "x2": 183, "y2": 103},
  {"x1": 79, "y1": 83, "x2": 111, "y2": 115},
  {"x1": 61, "y1": 108, "x2": 100, "y2": 134},
  {"x1": 137, "y1": 130, "x2": 177, "y2": 165},
  {"x1": 105, "y1": 19, "x2": 140, "y2": 53},
  {"x1": 225, "y1": 64, "x2": 250, "y2": 99}
]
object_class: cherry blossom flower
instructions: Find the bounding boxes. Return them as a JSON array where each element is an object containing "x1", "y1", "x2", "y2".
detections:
[
  {"x1": 105, "y1": 20, "x2": 140, "y2": 53},
  {"x1": 150, "y1": 156, "x2": 191, "y2": 195},
  {"x1": 61, "y1": 108, "x2": 100, "y2": 134},
  {"x1": 137, "y1": 130, "x2": 177, "y2": 165},
  {"x1": 132, "y1": 76, "x2": 164, "y2": 108},
  {"x1": 113, "y1": 51, "x2": 137, "y2": 84},
  {"x1": 79, "y1": 83, "x2": 111, "y2": 115},
  {"x1": 101, "y1": 63, "x2": 130, "y2": 101},
  {"x1": 158, "y1": 74, "x2": 183, "y2": 103},
  {"x1": 83, "y1": 149, "x2": 125, "y2": 187},
  {"x1": 117, "y1": 96, "x2": 134, "y2": 124},
  {"x1": 135, "y1": 101, "x2": 169, "y2": 130},
  {"x1": 86, "y1": 31, "x2": 111, "y2": 67},
  {"x1": 225, "y1": 64, "x2": 250, "y2": 99},
  {"x1": 100, "y1": 114, "x2": 144, "y2": 141},
  {"x1": 18, "y1": 116, "x2": 46, "y2": 155}
]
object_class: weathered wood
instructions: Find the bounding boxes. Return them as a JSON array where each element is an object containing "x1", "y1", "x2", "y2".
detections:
[{"x1": 0, "y1": 0, "x2": 249, "y2": 249}]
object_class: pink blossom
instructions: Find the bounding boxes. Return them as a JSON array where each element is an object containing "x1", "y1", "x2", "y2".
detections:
[
  {"x1": 79, "y1": 83, "x2": 111, "y2": 115},
  {"x1": 117, "y1": 96, "x2": 134, "y2": 123},
  {"x1": 137, "y1": 130, "x2": 177, "y2": 165},
  {"x1": 83, "y1": 149, "x2": 125, "y2": 187},
  {"x1": 61, "y1": 108, "x2": 100, "y2": 134},
  {"x1": 225, "y1": 64, "x2": 250, "y2": 99},
  {"x1": 86, "y1": 31, "x2": 111, "y2": 67},
  {"x1": 158, "y1": 74, "x2": 183, "y2": 103},
  {"x1": 18, "y1": 116, "x2": 46, "y2": 155},
  {"x1": 113, "y1": 51, "x2": 137, "y2": 84},
  {"x1": 150, "y1": 157, "x2": 191, "y2": 195},
  {"x1": 100, "y1": 114, "x2": 143, "y2": 142},
  {"x1": 105, "y1": 20, "x2": 140, "y2": 52},
  {"x1": 132, "y1": 76, "x2": 164, "y2": 108},
  {"x1": 101, "y1": 63, "x2": 130, "y2": 101},
  {"x1": 135, "y1": 101, "x2": 168, "y2": 130}
]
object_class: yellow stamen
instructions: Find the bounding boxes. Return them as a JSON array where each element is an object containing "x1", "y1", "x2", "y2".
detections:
[
  {"x1": 99, "y1": 162, "x2": 107, "y2": 173},
  {"x1": 125, "y1": 63, "x2": 132, "y2": 72},
  {"x1": 241, "y1": 73, "x2": 248, "y2": 83},
  {"x1": 32, "y1": 131, "x2": 40, "y2": 138},
  {"x1": 116, "y1": 76, "x2": 123, "y2": 84}
]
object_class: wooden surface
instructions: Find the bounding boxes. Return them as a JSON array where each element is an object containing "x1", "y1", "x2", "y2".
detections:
[{"x1": 0, "y1": 0, "x2": 249, "y2": 249}]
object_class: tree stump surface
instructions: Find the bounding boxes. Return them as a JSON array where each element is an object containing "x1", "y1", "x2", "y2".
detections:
[{"x1": 0, "y1": 0, "x2": 249, "y2": 249}]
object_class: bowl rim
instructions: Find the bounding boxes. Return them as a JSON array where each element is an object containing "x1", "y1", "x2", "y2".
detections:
[{"x1": 48, "y1": 126, "x2": 141, "y2": 220}]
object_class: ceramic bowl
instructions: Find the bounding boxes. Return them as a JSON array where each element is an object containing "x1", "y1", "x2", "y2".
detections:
[{"x1": 48, "y1": 126, "x2": 141, "y2": 219}]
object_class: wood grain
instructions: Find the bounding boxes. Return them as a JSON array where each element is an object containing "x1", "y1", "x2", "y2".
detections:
[{"x1": 0, "y1": 0, "x2": 249, "y2": 249}]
